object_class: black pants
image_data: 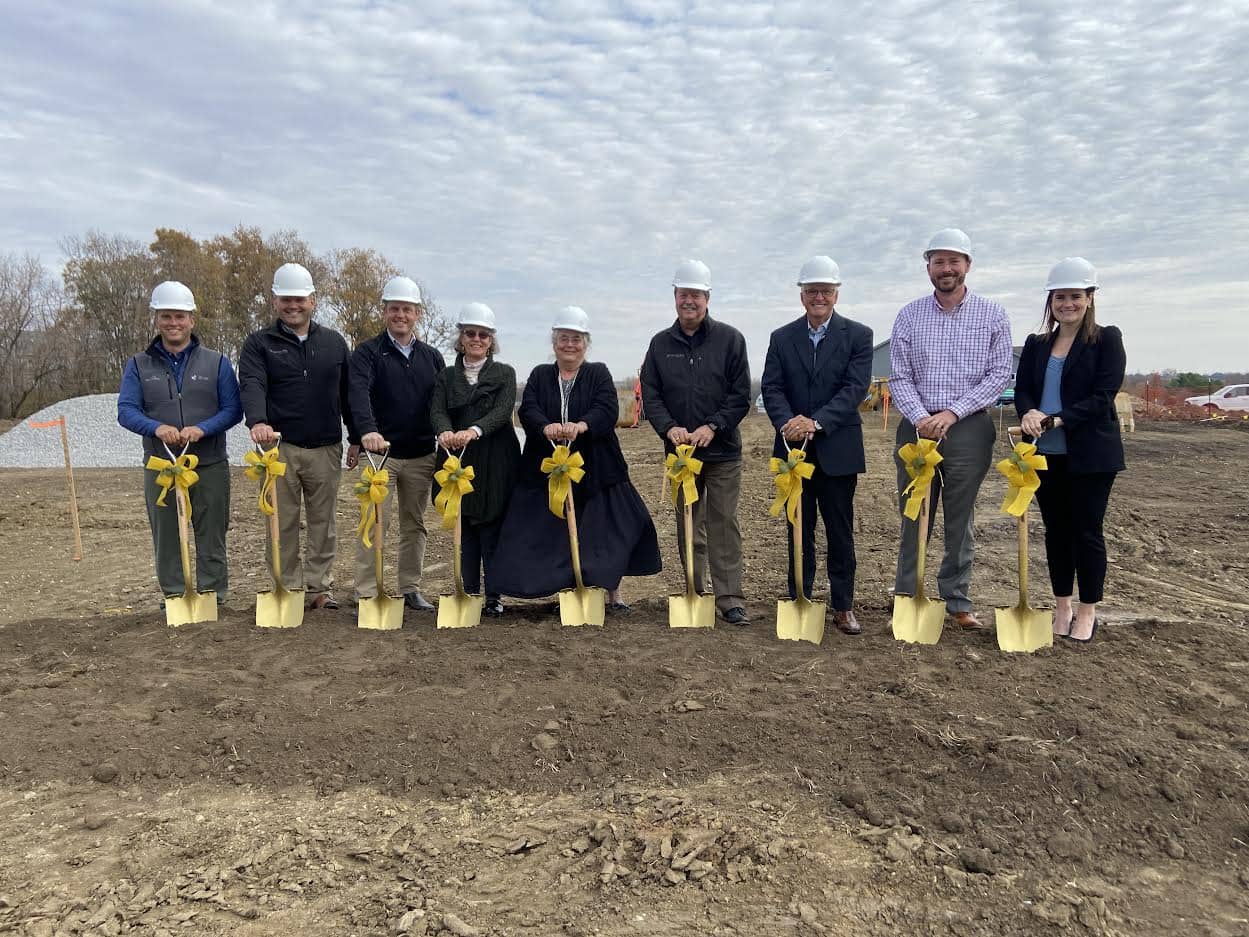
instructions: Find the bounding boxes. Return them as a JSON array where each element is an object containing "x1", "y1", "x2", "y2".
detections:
[
  {"x1": 462, "y1": 517, "x2": 502, "y2": 601},
  {"x1": 1033, "y1": 455, "x2": 1116, "y2": 603},
  {"x1": 785, "y1": 467, "x2": 857, "y2": 610}
]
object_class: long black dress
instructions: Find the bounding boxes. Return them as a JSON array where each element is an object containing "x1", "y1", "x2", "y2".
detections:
[{"x1": 492, "y1": 361, "x2": 661, "y2": 597}]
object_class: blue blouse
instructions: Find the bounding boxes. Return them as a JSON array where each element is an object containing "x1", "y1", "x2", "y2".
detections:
[{"x1": 1036, "y1": 354, "x2": 1067, "y2": 454}]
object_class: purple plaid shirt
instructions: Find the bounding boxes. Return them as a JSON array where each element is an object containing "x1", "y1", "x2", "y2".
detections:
[{"x1": 889, "y1": 289, "x2": 1013, "y2": 425}]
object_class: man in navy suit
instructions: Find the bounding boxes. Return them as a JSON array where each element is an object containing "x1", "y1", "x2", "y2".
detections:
[{"x1": 761, "y1": 257, "x2": 873, "y2": 634}]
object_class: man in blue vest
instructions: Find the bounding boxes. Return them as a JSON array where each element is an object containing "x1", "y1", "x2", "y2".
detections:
[
  {"x1": 118, "y1": 281, "x2": 243, "y2": 607},
  {"x1": 761, "y1": 257, "x2": 873, "y2": 634}
]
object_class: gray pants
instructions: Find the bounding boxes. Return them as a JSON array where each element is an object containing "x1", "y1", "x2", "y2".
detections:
[
  {"x1": 675, "y1": 457, "x2": 745, "y2": 613},
  {"x1": 144, "y1": 458, "x2": 230, "y2": 599},
  {"x1": 354, "y1": 452, "x2": 436, "y2": 599},
  {"x1": 270, "y1": 442, "x2": 343, "y2": 598},
  {"x1": 893, "y1": 412, "x2": 994, "y2": 613}
]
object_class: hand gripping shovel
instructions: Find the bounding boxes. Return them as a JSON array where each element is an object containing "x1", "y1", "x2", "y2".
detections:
[
  {"x1": 247, "y1": 436, "x2": 304, "y2": 629},
  {"x1": 995, "y1": 428, "x2": 1053, "y2": 652},
  {"x1": 771, "y1": 441, "x2": 824, "y2": 644},
  {"x1": 153, "y1": 442, "x2": 217, "y2": 627},
  {"x1": 435, "y1": 446, "x2": 483, "y2": 629},
  {"x1": 892, "y1": 437, "x2": 944, "y2": 644},
  {"x1": 357, "y1": 448, "x2": 404, "y2": 631},
  {"x1": 666, "y1": 444, "x2": 714, "y2": 629},
  {"x1": 543, "y1": 442, "x2": 605, "y2": 627}
]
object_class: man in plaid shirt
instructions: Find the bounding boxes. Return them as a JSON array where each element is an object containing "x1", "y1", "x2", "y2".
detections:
[{"x1": 889, "y1": 229, "x2": 1013, "y2": 629}]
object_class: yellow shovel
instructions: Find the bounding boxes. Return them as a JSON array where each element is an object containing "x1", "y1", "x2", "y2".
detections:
[
  {"x1": 666, "y1": 444, "x2": 714, "y2": 628},
  {"x1": 152, "y1": 443, "x2": 217, "y2": 627},
  {"x1": 543, "y1": 442, "x2": 604, "y2": 627},
  {"x1": 247, "y1": 438, "x2": 304, "y2": 629},
  {"x1": 771, "y1": 442, "x2": 824, "y2": 644},
  {"x1": 891, "y1": 437, "x2": 944, "y2": 644},
  {"x1": 357, "y1": 448, "x2": 404, "y2": 631},
  {"x1": 435, "y1": 447, "x2": 483, "y2": 629},
  {"x1": 995, "y1": 428, "x2": 1053, "y2": 652}
]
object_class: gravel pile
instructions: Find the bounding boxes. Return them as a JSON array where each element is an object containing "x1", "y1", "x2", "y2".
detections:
[{"x1": 0, "y1": 394, "x2": 256, "y2": 468}]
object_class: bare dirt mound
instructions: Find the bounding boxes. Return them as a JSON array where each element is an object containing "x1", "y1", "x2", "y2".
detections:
[{"x1": 1, "y1": 416, "x2": 1246, "y2": 936}]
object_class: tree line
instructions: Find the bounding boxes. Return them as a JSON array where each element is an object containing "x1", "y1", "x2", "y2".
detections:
[{"x1": 0, "y1": 227, "x2": 455, "y2": 418}]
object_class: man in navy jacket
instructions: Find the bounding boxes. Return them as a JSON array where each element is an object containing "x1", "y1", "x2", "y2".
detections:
[
  {"x1": 761, "y1": 257, "x2": 873, "y2": 634},
  {"x1": 118, "y1": 281, "x2": 242, "y2": 606}
]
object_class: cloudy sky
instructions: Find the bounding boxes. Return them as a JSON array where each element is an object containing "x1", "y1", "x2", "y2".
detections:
[{"x1": 2, "y1": 0, "x2": 1246, "y2": 377}]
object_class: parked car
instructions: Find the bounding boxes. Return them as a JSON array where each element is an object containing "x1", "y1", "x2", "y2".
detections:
[
  {"x1": 1185, "y1": 385, "x2": 1249, "y2": 412},
  {"x1": 996, "y1": 387, "x2": 1016, "y2": 407},
  {"x1": 755, "y1": 393, "x2": 766, "y2": 414}
]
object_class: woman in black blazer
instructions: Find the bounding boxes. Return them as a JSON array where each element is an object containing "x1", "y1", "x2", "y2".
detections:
[{"x1": 1015, "y1": 258, "x2": 1125, "y2": 643}]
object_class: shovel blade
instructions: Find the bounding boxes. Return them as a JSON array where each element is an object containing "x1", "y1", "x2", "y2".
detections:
[
  {"x1": 559, "y1": 587, "x2": 605, "y2": 627},
  {"x1": 437, "y1": 593, "x2": 484, "y2": 629},
  {"x1": 668, "y1": 592, "x2": 715, "y2": 629},
  {"x1": 995, "y1": 606, "x2": 1054, "y2": 653},
  {"x1": 358, "y1": 595, "x2": 404, "y2": 631},
  {"x1": 777, "y1": 598, "x2": 827, "y2": 645},
  {"x1": 891, "y1": 595, "x2": 944, "y2": 644},
  {"x1": 256, "y1": 586, "x2": 304, "y2": 629},
  {"x1": 165, "y1": 590, "x2": 218, "y2": 627}
]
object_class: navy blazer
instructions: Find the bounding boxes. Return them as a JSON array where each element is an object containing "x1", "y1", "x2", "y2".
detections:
[
  {"x1": 761, "y1": 313, "x2": 873, "y2": 476},
  {"x1": 1014, "y1": 325, "x2": 1126, "y2": 474}
]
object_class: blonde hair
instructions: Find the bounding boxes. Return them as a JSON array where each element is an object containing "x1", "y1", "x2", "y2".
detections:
[{"x1": 455, "y1": 328, "x2": 499, "y2": 356}]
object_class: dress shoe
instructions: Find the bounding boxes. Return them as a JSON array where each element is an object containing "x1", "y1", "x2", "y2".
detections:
[
  {"x1": 309, "y1": 593, "x2": 339, "y2": 610},
  {"x1": 720, "y1": 606, "x2": 750, "y2": 626},
  {"x1": 949, "y1": 611, "x2": 981, "y2": 630},
  {"x1": 404, "y1": 591, "x2": 435, "y2": 611},
  {"x1": 483, "y1": 598, "x2": 505, "y2": 617},
  {"x1": 831, "y1": 610, "x2": 861, "y2": 635}
]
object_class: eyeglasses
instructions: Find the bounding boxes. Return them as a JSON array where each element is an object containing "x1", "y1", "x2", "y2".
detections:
[
  {"x1": 802, "y1": 287, "x2": 838, "y2": 297},
  {"x1": 461, "y1": 328, "x2": 493, "y2": 340}
]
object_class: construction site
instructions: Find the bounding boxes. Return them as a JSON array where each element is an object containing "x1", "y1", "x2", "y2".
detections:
[{"x1": 1, "y1": 406, "x2": 1246, "y2": 937}]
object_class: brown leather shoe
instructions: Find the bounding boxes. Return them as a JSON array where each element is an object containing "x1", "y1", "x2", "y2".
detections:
[
  {"x1": 309, "y1": 593, "x2": 339, "y2": 611},
  {"x1": 832, "y1": 610, "x2": 861, "y2": 635},
  {"x1": 950, "y1": 611, "x2": 981, "y2": 630}
]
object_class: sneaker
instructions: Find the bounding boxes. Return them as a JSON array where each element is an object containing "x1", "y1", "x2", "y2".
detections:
[
  {"x1": 720, "y1": 606, "x2": 750, "y2": 626},
  {"x1": 483, "y1": 598, "x2": 505, "y2": 617}
]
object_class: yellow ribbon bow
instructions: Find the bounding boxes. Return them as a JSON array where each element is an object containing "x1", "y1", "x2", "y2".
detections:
[
  {"x1": 996, "y1": 441, "x2": 1048, "y2": 517},
  {"x1": 768, "y1": 447, "x2": 815, "y2": 524},
  {"x1": 145, "y1": 452, "x2": 200, "y2": 516},
  {"x1": 354, "y1": 465, "x2": 390, "y2": 547},
  {"x1": 243, "y1": 446, "x2": 286, "y2": 516},
  {"x1": 433, "y1": 454, "x2": 476, "y2": 529},
  {"x1": 664, "y1": 444, "x2": 703, "y2": 506},
  {"x1": 897, "y1": 438, "x2": 944, "y2": 520},
  {"x1": 541, "y1": 444, "x2": 586, "y2": 518}
]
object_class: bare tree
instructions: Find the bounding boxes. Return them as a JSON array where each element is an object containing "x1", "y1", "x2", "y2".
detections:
[
  {"x1": 0, "y1": 253, "x2": 65, "y2": 417},
  {"x1": 61, "y1": 232, "x2": 157, "y2": 380}
]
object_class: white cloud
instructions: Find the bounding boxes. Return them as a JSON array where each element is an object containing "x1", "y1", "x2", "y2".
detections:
[{"x1": 1, "y1": 0, "x2": 1245, "y2": 377}]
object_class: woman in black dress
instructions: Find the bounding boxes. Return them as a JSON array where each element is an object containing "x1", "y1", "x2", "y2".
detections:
[
  {"x1": 1015, "y1": 258, "x2": 1125, "y2": 643},
  {"x1": 430, "y1": 303, "x2": 521, "y2": 617},
  {"x1": 492, "y1": 306, "x2": 661, "y2": 609}
]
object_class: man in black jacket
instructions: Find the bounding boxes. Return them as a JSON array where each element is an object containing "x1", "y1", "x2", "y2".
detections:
[
  {"x1": 761, "y1": 257, "x2": 873, "y2": 635},
  {"x1": 640, "y1": 259, "x2": 752, "y2": 624},
  {"x1": 347, "y1": 275, "x2": 446, "y2": 611},
  {"x1": 239, "y1": 262, "x2": 353, "y2": 610}
]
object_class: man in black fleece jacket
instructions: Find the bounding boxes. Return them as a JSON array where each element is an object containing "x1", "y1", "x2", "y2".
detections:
[
  {"x1": 346, "y1": 275, "x2": 446, "y2": 611},
  {"x1": 240, "y1": 262, "x2": 354, "y2": 610},
  {"x1": 640, "y1": 259, "x2": 752, "y2": 625}
]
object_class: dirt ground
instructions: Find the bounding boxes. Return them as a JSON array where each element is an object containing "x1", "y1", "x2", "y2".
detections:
[{"x1": 1, "y1": 414, "x2": 1247, "y2": 937}]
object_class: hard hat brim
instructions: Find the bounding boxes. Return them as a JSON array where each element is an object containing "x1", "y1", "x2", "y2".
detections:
[
  {"x1": 273, "y1": 288, "x2": 315, "y2": 298},
  {"x1": 672, "y1": 282, "x2": 711, "y2": 292}
]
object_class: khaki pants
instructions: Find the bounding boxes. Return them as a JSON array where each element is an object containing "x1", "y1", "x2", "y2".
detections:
[
  {"x1": 675, "y1": 458, "x2": 745, "y2": 613},
  {"x1": 270, "y1": 442, "x2": 342, "y2": 599},
  {"x1": 354, "y1": 453, "x2": 436, "y2": 599}
]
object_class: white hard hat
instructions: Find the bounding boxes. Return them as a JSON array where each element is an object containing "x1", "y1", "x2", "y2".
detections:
[
  {"x1": 457, "y1": 302, "x2": 497, "y2": 330},
  {"x1": 924, "y1": 228, "x2": 973, "y2": 262},
  {"x1": 797, "y1": 256, "x2": 842, "y2": 286},
  {"x1": 382, "y1": 275, "x2": 422, "y2": 305},
  {"x1": 1045, "y1": 257, "x2": 1098, "y2": 291},
  {"x1": 150, "y1": 280, "x2": 196, "y2": 312},
  {"x1": 272, "y1": 262, "x2": 315, "y2": 297},
  {"x1": 551, "y1": 305, "x2": 591, "y2": 334},
  {"x1": 672, "y1": 259, "x2": 711, "y2": 292}
]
